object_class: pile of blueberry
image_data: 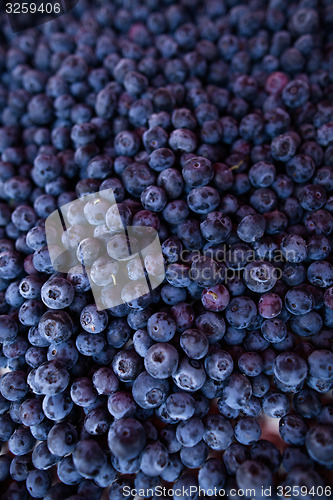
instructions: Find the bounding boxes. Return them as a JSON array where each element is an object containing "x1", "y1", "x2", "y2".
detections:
[{"x1": 0, "y1": 0, "x2": 333, "y2": 498}]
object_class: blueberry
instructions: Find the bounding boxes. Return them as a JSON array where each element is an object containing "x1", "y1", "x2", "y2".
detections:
[
  {"x1": 0, "y1": 314, "x2": 18, "y2": 343},
  {"x1": 41, "y1": 277, "x2": 75, "y2": 309},
  {"x1": 222, "y1": 373, "x2": 252, "y2": 410},
  {"x1": 35, "y1": 360, "x2": 69, "y2": 396},
  {"x1": 30, "y1": 419, "x2": 53, "y2": 441},
  {"x1": 9, "y1": 454, "x2": 31, "y2": 481},
  {"x1": 279, "y1": 414, "x2": 308, "y2": 446},
  {"x1": 157, "y1": 167, "x2": 184, "y2": 199},
  {"x1": 182, "y1": 156, "x2": 214, "y2": 188},
  {"x1": 80, "y1": 304, "x2": 108, "y2": 334},
  {"x1": 112, "y1": 346, "x2": 143, "y2": 381},
  {"x1": 179, "y1": 328, "x2": 209, "y2": 360},
  {"x1": 173, "y1": 357, "x2": 206, "y2": 392},
  {"x1": 141, "y1": 185, "x2": 167, "y2": 212},
  {"x1": 258, "y1": 293, "x2": 282, "y2": 319},
  {"x1": 72, "y1": 439, "x2": 106, "y2": 480},
  {"x1": 144, "y1": 343, "x2": 179, "y2": 379},
  {"x1": 226, "y1": 296, "x2": 257, "y2": 329},
  {"x1": 0, "y1": 412, "x2": 15, "y2": 441},
  {"x1": 147, "y1": 312, "x2": 176, "y2": 342},
  {"x1": 250, "y1": 439, "x2": 281, "y2": 473},
  {"x1": 45, "y1": 422, "x2": 76, "y2": 458},
  {"x1": 163, "y1": 199, "x2": 189, "y2": 224},
  {"x1": 236, "y1": 460, "x2": 273, "y2": 500},
  {"x1": 238, "y1": 352, "x2": 264, "y2": 377},
  {"x1": 223, "y1": 443, "x2": 249, "y2": 475},
  {"x1": 107, "y1": 391, "x2": 136, "y2": 420},
  {"x1": 26, "y1": 469, "x2": 52, "y2": 498},
  {"x1": 122, "y1": 162, "x2": 156, "y2": 197},
  {"x1": 262, "y1": 391, "x2": 290, "y2": 418},
  {"x1": 160, "y1": 453, "x2": 183, "y2": 482},
  {"x1": 8, "y1": 426, "x2": 35, "y2": 456},
  {"x1": 305, "y1": 425, "x2": 333, "y2": 467},
  {"x1": 140, "y1": 441, "x2": 169, "y2": 476},
  {"x1": 39, "y1": 311, "x2": 73, "y2": 345},
  {"x1": 133, "y1": 371, "x2": 169, "y2": 409},
  {"x1": 161, "y1": 284, "x2": 187, "y2": 306},
  {"x1": 204, "y1": 349, "x2": 233, "y2": 381},
  {"x1": 106, "y1": 318, "x2": 132, "y2": 349},
  {"x1": 201, "y1": 284, "x2": 230, "y2": 312},
  {"x1": 193, "y1": 311, "x2": 225, "y2": 344},
  {"x1": 261, "y1": 318, "x2": 287, "y2": 344},
  {"x1": 237, "y1": 214, "x2": 266, "y2": 243},
  {"x1": 1, "y1": 371, "x2": 28, "y2": 401},
  {"x1": 0, "y1": 250, "x2": 22, "y2": 280},
  {"x1": 57, "y1": 454, "x2": 82, "y2": 485},
  {"x1": 180, "y1": 440, "x2": 208, "y2": 469},
  {"x1": 70, "y1": 377, "x2": 97, "y2": 408},
  {"x1": 19, "y1": 398, "x2": 44, "y2": 427},
  {"x1": 203, "y1": 414, "x2": 233, "y2": 450},
  {"x1": 187, "y1": 186, "x2": 220, "y2": 214}
]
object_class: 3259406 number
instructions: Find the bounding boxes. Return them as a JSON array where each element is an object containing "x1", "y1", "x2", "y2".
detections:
[
  {"x1": 276, "y1": 486, "x2": 332, "y2": 497},
  {"x1": 5, "y1": 3, "x2": 61, "y2": 14}
]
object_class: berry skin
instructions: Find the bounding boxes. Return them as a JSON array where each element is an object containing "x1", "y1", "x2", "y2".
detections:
[
  {"x1": 307, "y1": 350, "x2": 333, "y2": 382},
  {"x1": 176, "y1": 417, "x2": 204, "y2": 448},
  {"x1": 165, "y1": 392, "x2": 195, "y2": 421},
  {"x1": 262, "y1": 391, "x2": 290, "y2": 418},
  {"x1": 180, "y1": 440, "x2": 208, "y2": 469},
  {"x1": 205, "y1": 350, "x2": 234, "y2": 381},
  {"x1": 41, "y1": 277, "x2": 75, "y2": 309},
  {"x1": 26, "y1": 469, "x2": 52, "y2": 498},
  {"x1": 108, "y1": 391, "x2": 136, "y2": 420},
  {"x1": 38, "y1": 311, "x2": 73, "y2": 345},
  {"x1": 42, "y1": 391, "x2": 73, "y2": 421},
  {"x1": 47, "y1": 422, "x2": 78, "y2": 457},
  {"x1": 200, "y1": 211, "x2": 232, "y2": 244},
  {"x1": 238, "y1": 352, "x2": 264, "y2": 377},
  {"x1": 1, "y1": 371, "x2": 28, "y2": 401},
  {"x1": 305, "y1": 425, "x2": 333, "y2": 467},
  {"x1": 274, "y1": 352, "x2": 308, "y2": 386},
  {"x1": 144, "y1": 343, "x2": 179, "y2": 379},
  {"x1": 132, "y1": 371, "x2": 169, "y2": 409},
  {"x1": 70, "y1": 377, "x2": 97, "y2": 408},
  {"x1": 234, "y1": 417, "x2": 261, "y2": 445},
  {"x1": 203, "y1": 414, "x2": 233, "y2": 451},
  {"x1": 140, "y1": 441, "x2": 169, "y2": 476},
  {"x1": 258, "y1": 293, "x2": 282, "y2": 319},
  {"x1": 182, "y1": 156, "x2": 214, "y2": 188},
  {"x1": 172, "y1": 357, "x2": 206, "y2": 392},
  {"x1": 279, "y1": 414, "x2": 308, "y2": 446},
  {"x1": 73, "y1": 439, "x2": 106, "y2": 479},
  {"x1": 180, "y1": 328, "x2": 209, "y2": 360},
  {"x1": 201, "y1": 284, "x2": 230, "y2": 312},
  {"x1": 285, "y1": 287, "x2": 314, "y2": 316},
  {"x1": 226, "y1": 296, "x2": 257, "y2": 329},
  {"x1": 222, "y1": 374, "x2": 252, "y2": 410},
  {"x1": 108, "y1": 418, "x2": 146, "y2": 460},
  {"x1": 236, "y1": 460, "x2": 273, "y2": 499},
  {"x1": 0, "y1": 0, "x2": 332, "y2": 492},
  {"x1": 35, "y1": 361, "x2": 69, "y2": 396},
  {"x1": 237, "y1": 214, "x2": 266, "y2": 243},
  {"x1": 8, "y1": 426, "x2": 36, "y2": 456},
  {"x1": 147, "y1": 312, "x2": 176, "y2": 342},
  {"x1": 160, "y1": 453, "x2": 184, "y2": 482}
]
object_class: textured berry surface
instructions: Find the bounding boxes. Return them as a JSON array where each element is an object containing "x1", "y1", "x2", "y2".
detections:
[{"x1": 0, "y1": 0, "x2": 332, "y2": 498}]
